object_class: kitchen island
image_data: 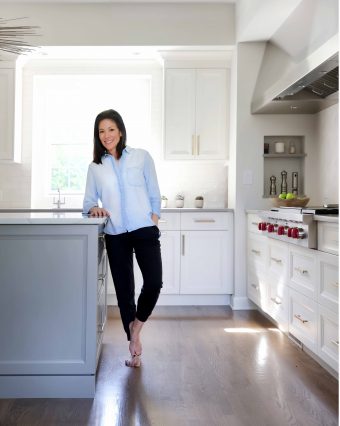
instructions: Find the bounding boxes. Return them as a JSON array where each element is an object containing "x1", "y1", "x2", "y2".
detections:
[{"x1": 0, "y1": 213, "x2": 108, "y2": 398}]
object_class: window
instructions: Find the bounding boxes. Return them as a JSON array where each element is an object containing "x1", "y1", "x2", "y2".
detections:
[{"x1": 30, "y1": 66, "x2": 160, "y2": 208}]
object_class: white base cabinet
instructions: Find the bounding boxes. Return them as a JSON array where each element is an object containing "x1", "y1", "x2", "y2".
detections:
[
  {"x1": 0, "y1": 223, "x2": 108, "y2": 397},
  {"x1": 247, "y1": 213, "x2": 339, "y2": 373},
  {"x1": 108, "y1": 211, "x2": 234, "y2": 302},
  {"x1": 181, "y1": 230, "x2": 232, "y2": 294}
]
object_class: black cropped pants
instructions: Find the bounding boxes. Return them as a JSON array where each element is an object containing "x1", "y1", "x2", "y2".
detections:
[{"x1": 105, "y1": 226, "x2": 162, "y2": 341}]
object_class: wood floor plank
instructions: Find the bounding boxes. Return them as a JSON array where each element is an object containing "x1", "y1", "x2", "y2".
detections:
[{"x1": 0, "y1": 306, "x2": 337, "y2": 426}]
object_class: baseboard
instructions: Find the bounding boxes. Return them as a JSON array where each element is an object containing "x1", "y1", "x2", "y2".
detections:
[{"x1": 230, "y1": 296, "x2": 257, "y2": 310}]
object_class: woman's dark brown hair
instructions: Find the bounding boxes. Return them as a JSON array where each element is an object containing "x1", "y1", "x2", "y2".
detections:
[{"x1": 93, "y1": 109, "x2": 127, "y2": 164}]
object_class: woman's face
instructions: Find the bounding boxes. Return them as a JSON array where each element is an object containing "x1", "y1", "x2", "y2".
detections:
[{"x1": 98, "y1": 119, "x2": 122, "y2": 156}]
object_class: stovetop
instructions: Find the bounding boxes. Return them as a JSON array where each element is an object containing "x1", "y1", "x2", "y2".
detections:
[{"x1": 271, "y1": 206, "x2": 339, "y2": 215}]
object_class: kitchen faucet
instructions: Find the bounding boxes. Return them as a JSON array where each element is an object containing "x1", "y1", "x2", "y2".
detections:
[{"x1": 53, "y1": 188, "x2": 66, "y2": 209}]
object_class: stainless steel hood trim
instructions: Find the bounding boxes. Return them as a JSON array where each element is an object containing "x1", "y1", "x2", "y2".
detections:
[{"x1": 252, "y1": 35, "x2": 339, "y2": 114}]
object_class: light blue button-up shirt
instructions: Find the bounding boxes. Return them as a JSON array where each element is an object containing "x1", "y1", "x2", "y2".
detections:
[{"x1": 83, "y1": 146, "x2": 161, "y2": 235}]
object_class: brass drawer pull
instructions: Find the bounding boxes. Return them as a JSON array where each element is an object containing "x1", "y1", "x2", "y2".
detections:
[
  {"x1": 271, "y1": 257, "x2": 282, "y2": 264},
  {"x1": 331, "y1": 340, "x2": 339, "y2": 347},
  {"x1": 294, "y1": 314, "x2": 308, "y2": 324},
  {"x1": 159, "y1": 219, "x2": 167, "y2": 223},
  {"x1": 251, "y1": 222, "x2": 258, "y2": 226},
  {"x1": 294, "y1": 267, "x2": 308, "y2": 275},
  {"x1": 194, "y1": 219, "x2": 216, "y2": 223},
  {"x1": 270, "y1": 297, "x2": 282, "y2": 305},
  {"x1": 251, "y1": 249, "x2": 261, "y2": 255}
]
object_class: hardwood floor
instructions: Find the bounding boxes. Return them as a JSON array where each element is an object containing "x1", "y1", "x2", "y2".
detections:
[{"x1": 0, "y1": 306, "x2": 338, "y2": 426}]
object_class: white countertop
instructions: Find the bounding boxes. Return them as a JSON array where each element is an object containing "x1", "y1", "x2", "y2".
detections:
[
  {"x1": 0, "y1": 212, "x2": 108, "y2": 225},
  {"x1": 161, "y1": 208, "x2": 233, "y2": 212},
  {"x1": 313, "y1": 214, "x2": 339, "y2": 223}
]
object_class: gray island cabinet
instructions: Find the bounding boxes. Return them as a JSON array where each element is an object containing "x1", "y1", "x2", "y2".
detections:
[{"x1": 0, "y1": 213, "x2": 108, "y2": 398}]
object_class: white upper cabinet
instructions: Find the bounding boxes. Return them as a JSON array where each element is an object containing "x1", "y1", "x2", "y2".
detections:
[
  {"x1": 164, "y1": 68, "x2": 228, "y2": 160},
  {"x1": 0, "y1": 67, "x2": 15, "y2": 162}
]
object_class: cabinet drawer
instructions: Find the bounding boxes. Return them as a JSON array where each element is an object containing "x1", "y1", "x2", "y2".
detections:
[
  {"x1": 289, "y1": 288, "x2": 317, "y2": 351},
  {"x1": 318, "y1": 252, "x2": 339, "y2": 313},
  {"x1": 318, "y1": 222, "x2": 338, "y2": 255},
  {"x1": 158, "y1": 212, "x2": 180, "y2": 230},
  {"x1": 289, "y1": 246, "x2": 316, "y2": 299},
  {"x1": 318, "y1": 305, "x2": 338, "y2": 372},
  {"x1": 247, "y1": 267, "x2": 267, "y2": 310},
  {"x1": 248, "y1": 234, "x2": 267, "y2": 270},
  {"x1": 247, "y1": 213, "x2": 263, "y2": 234},
  {"x1": 267, "y1": 276, "x2": 288, "y2": 331},
  {"x1": 180, "y1": 212, "x2": 232, "y2": 230},
  {"x1": 268, "y1": 240, "x2": 288, "y2": 277}
]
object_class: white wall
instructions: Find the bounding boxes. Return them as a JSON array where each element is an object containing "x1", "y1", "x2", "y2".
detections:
[
  {"x1": 315, "y1": 103, "x2": 339, "y2": 205},
  {"x1": 0, "y1": 2, "x2": 234, "y2": 47},
  {"x1": 0, "y1": 2, "x2": 235, "y2": 208},
  {"x1": 230, "y1": 42, "x2": 319, "y2": 309}
]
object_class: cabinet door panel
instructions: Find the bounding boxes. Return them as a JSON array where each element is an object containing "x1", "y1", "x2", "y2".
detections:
[
  {"x1": 318, "y1": 305, "x2": 338, "y2": 372},
  {"x1": 318, "y1": 251, "x2": 338, "y2": 313},
  {"x1": 267, "y1": 273, "x2": 288, "y2": 331},
  {"x1": 268, "y1": 239, "x2": 288, "y2": 277},
  {"x1": 180, "y1": 231, "x2": 232, "y2": 294},
  {"x1": 164, "y1": 69, "x2": 195, "y2": 159},
  {"x1": 318, "y1": 222, "x2": 339, "y2": 255},
  {"x1": 289, "y1": 246, "x2": 316, "y2": 300},
  {"x1": 247, "y1": 266, "x2": 267, "y2": 310},
  {"x1": 248, "y1": 234, "x2": 267, "y2": 271},
  {"x1": 0, "y1": 68, "x2": 15, "y2": 161},
  {"x1": 288, "y1": 288, "x2": 317, "y2": 352},
  {"x1": 196, "y1": 69, "x2": 227, "y2": 159},
  {"x1": 134, "y1": 231, "x2": 180, "y2": 295}
]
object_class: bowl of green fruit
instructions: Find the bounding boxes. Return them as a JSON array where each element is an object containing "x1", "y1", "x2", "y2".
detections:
[{"x1": 272, "y1": 193, "x2": 310, "y2": 207}]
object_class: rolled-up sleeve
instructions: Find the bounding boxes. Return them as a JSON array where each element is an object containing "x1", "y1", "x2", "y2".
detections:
[
  {"x1": 83, "y1": 166, "x2": 99, "y2": 214},
  {"x1": 143, "y1": 152, "x2": 161, "y2": 218}
]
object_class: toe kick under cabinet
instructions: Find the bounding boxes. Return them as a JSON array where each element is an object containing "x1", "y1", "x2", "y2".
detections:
[
  {"x1": 107, "y1": 211, "x2": 234, "y2": 305},
  {"x1": 247, "y1": 213, "x2": 339, "y2": 374}
]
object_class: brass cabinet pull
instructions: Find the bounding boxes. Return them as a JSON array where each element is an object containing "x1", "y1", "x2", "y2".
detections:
[
  {"x1": 251, "y1": 249, "x2": 261, "y2": 255},
  {"x1": 270, "y1": 297, "x2": 282, "y2": 305},
  {"x1": 182, "y1": 234, "x2": 185, "y2": 255},
  {"x1": 294, "y1": 314, "x2": 308, "y2": 324},
  {"x1": 271, "y1": 257, "x2": 282, "y2": 263},
  {"x1": 197, "y1": 135, "x2": 200, "y2": 155},
  {"x1": 251, "y1": 283, "x2": 259, "y2": 290},
  {"x1": 192, "y1": 135, "x2": 196, "y2": 155},
  {"x1": 194, "y1": 219, "x2": 216, "y2": 223},
  {"x1": 294, "y1": 267, "x2": 308, "y2": 275},
  {"x1": 331, "y1": 340, "x2": 339, "y2": 347}
]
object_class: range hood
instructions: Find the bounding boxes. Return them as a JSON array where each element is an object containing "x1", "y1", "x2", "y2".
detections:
[
  {"x1": 252, "y1": 49, "x2": 339, "y2": 114},
  {"x1": 272, "y1": 54, "x2": 338, "y2": 113}
]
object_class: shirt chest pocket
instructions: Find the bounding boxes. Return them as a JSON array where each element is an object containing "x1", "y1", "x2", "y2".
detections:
[{"x1": 127, "y1": 166, "x2": 144, "y2": 186}]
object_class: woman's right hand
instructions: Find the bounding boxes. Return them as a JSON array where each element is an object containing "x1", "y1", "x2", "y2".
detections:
[{"x1": 89, "y1": 207, "x2": 110, "y2": 217}]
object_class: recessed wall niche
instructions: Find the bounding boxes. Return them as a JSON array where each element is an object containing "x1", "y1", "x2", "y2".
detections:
[{"x1": 263, "y1": 136, "x2": 306, "y2": 198}]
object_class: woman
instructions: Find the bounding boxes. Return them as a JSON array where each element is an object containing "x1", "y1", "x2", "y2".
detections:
[{"x1": 83, "y1": 109, "x2": 162, "y2": 368}]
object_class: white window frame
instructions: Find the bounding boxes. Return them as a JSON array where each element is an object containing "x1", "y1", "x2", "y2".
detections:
[{"x1": 23, "y1": 58, "x2": 162, "y2": 208}]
